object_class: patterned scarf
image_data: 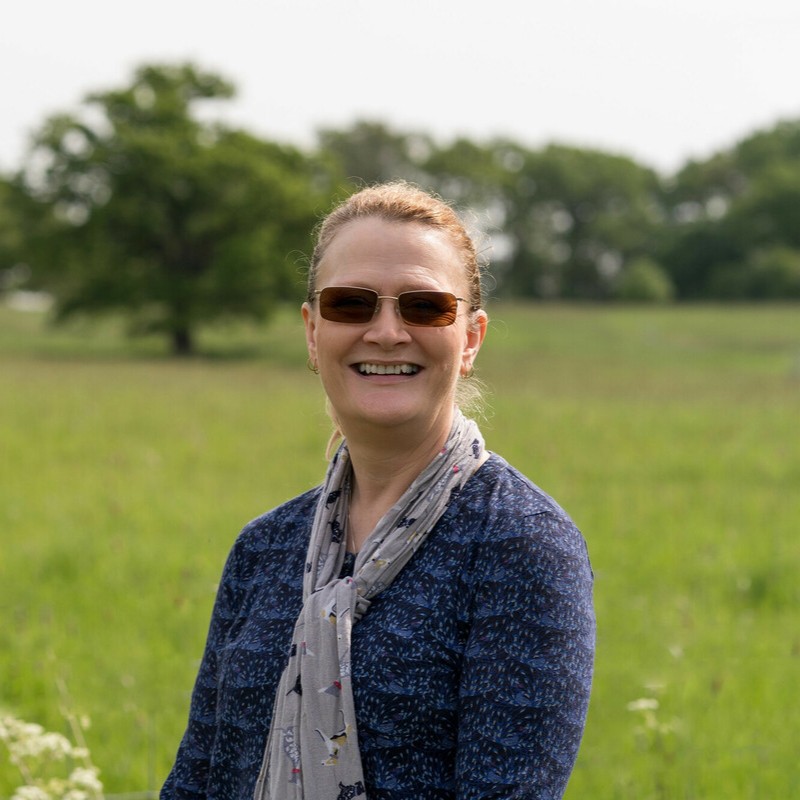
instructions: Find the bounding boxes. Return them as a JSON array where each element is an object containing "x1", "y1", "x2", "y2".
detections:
[{"x1": 254, "y1": 409, "x2": 485, "y2": 800}]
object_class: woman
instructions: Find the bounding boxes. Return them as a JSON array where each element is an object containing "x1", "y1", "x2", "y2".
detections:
[{"x1": 162, "y1": 182, "x2": 595, "y2": 800}]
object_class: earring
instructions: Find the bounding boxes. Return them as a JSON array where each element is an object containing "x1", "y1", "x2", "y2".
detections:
[
  {"x1": 307, "y1": 357, "x2": 319, "y2": 374},
  {"x1": 461, "y1": 365, "x2": 475, "y2": 379}
]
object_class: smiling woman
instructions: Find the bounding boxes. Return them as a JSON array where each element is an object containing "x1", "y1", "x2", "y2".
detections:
[
  {"x1": 161, "y1": 182, "x2": 595, "y2": 800},
  {"x1": 302, "y1": 213, "x2": 486, "y2": 454}
]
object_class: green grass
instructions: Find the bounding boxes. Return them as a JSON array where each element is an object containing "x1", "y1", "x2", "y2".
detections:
[{"x1": 1, "y1": 302, "x2": 798, "y2": 798}]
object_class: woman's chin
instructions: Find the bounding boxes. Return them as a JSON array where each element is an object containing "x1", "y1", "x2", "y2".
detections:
[
  {"x1": 337, "y1": 396, "x2": 456, "y2": 442},
  {"x1": 346, "y1": 404, "x2": 419, "y2": 431}
]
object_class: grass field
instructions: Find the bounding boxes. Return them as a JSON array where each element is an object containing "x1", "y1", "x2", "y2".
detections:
[{"x1": 1, "y1": 302, "x2": 798, "y2": 798}]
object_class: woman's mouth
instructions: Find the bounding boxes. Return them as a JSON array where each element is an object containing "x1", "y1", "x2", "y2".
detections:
[{"x1": 357, "y1": 363, "x2": 420, "y2": 375}]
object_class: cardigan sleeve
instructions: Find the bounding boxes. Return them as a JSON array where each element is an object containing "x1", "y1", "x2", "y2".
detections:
[
  {"x1": 456, "y1": 511, "x2": 595, "y2": 800},
  {"x1": 160, "y1": 540, "x2": 247, "y2": 799}
]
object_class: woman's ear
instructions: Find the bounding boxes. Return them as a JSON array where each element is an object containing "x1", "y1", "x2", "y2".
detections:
[
  {"x1": 461, "y1": 309, "x2": 488, "y2": 376},
  {"x1": 302, "y1": 302, "x2": 317, "y2": 365}
]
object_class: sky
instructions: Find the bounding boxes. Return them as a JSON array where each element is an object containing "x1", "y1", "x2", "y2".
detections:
[{"x1": 2, "y1": 0, "x2": 800, "y2": 176}]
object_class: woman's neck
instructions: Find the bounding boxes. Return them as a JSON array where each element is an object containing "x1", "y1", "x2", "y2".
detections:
[{"x1": 342, "y1": 418, "x2": 453, "y2": 552}]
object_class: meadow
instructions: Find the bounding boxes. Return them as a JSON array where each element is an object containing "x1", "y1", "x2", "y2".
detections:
[{"x1": 1, "y1": 302, "x2": 798, "y2": 799}]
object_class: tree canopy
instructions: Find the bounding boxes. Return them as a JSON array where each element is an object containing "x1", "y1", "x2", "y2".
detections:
[
  {"x1": 659, "y1": 121, "x2": 800, "y2": 299},
  {"x1": 5, "y1": 61, "x2": 798, "y2": 355},
  {"x1": 19, "y1": 64, "x2": 329, "y2": 354}
]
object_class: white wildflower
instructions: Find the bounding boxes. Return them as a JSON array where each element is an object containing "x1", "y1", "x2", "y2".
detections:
[
  {"x1": 11, "y1": 787, "x2": 51, "y2": 800},
  {"x1": 44, "y1": 778, "x2": 67, "y2": 796},
  {"x1": 1, "y1": 718, "x2": 45, "y2": 741},
  {"x1": 33, "y1": 732, "x2": 73, "y2": 760},
  {"x1": 19, "y1": 722, "x2": 46, "y2": 739},
  {"x1": 69, "y1": 766, "x2": 103, "y2": 793},
  {"x1": 1, "y1": 709, "x2": 104, "y2": 800},
  {"x1": 626, "y1": 697, "x2": 659, "y2": 712}
]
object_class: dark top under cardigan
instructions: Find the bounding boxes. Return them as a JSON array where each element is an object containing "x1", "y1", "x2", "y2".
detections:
[{"x1": 161, "y1": 453, "x2": 595, "y2": 800}]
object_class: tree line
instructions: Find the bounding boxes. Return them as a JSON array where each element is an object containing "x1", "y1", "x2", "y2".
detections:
[{"x1": 0, "y1": 62, "x2": 797, "y2": 354}]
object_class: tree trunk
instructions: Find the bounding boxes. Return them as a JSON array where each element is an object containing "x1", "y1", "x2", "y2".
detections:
[{"x1": 171, "y1": 327, "x2": 194, "y2": 356}]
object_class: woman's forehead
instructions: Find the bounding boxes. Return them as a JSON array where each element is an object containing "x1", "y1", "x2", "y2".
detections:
[{"x1": 317, "y1": 217, "x2": 466, "y2": 285}]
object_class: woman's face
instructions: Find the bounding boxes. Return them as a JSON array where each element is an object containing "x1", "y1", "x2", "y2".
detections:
[{"x1": 302, "y1": 217, "x2": 487, "y2": 442}]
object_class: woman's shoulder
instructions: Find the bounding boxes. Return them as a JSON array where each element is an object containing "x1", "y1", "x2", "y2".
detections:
[
  {"x1": 244, "y1": 484, "x2": 321, "y2": 528},
  {"x1": 455, "y1": 452, "x2": 590, "y2": 565},
  {"x1": 229, "y1": 485, "x2": 321, "y2": 560},
  {"x1": 451, "y1": 453, "x2": 593, "y2": 613},
  {"x1": 467, "y1": 452, "x2": 575, "y2": 524}
]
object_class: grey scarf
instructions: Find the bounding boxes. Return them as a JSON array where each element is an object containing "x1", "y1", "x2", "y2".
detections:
[{"x1": 254, "y1": 409, "x2": 485, "y2": 800}]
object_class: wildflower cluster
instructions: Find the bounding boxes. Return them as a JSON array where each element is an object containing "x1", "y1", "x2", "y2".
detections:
[
  {"x1": 626, "y1": 695, "x2": 682, "y2": 752},
  {"x1": 0, "y1": 712, "x2": 103, "y2": 800}
]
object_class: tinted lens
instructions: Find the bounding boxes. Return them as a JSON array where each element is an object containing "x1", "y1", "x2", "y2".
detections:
[
  {"x1": 318, "y1": 287, "x2": 378, "y2": 323},
  {"x1": 316, "y1": 287, "x2": 460, "y2": 326},
  {"x1": 398, "y1": 291, "x2": 459, "y2": 326}
]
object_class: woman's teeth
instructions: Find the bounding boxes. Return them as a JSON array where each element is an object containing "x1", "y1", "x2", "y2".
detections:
[{"x1": 358, "y1": 363, "x2": 419, "y2": 375}]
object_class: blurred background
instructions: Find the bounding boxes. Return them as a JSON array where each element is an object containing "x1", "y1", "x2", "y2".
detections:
[{"x1": 1, "y1": 1, "x2": 798, "y2": 798}]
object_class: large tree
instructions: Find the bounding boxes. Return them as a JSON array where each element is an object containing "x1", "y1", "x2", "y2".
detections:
[
  {"x1": 660, "y1": 119, "x2": 800, "y2": 299},
  {"x1": 494, "y1": 144, "x2": 664, "y2": 299},
  {"x1": 21, "y1": 63, "x2": 329, "y2": 354}
]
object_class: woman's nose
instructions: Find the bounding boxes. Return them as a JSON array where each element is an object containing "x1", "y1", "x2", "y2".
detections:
[{"x1": 363, "y1": 298, "x2": 411, "y2": 344}]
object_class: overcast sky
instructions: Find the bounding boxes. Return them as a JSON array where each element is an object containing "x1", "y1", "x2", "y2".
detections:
[{"x1": 3, "y1": 0, "x2": 800, "y2": 175}]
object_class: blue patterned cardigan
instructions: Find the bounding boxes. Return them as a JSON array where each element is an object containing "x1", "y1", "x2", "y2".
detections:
[{"x1": 161, "y1": 454, "x2": 595, "y2": 799}]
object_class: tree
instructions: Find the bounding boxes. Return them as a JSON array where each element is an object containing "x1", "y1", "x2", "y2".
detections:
[
  {"x1": 316, "y1": 120, "x2": 433, "y2": 187},
  {"x1": 20, "y1": 63, "x2": 329, "y2": 355},
  {"x1": 613, "y1": 257, "x2": 675, "y2": 303},
  {"x1": 0, "y1": 176, "x2": 25, "y2": 272},
  {"x1": 423, "y1": 137, "x2": 520, "y2": 289},
  {"x1": 660, "y1": 122, "x2": 800, "y2": 300},
  {"x1": 705, "y1": 166, "x2": 800, "y2": 300},
  {"x1": 656, "y1": 218, "x2": 744, "y2": 299},
  {"x1": 495, "y1": 145, "x2": 664, "y2": 299},
  {"x1": 663, "y1": 120, "x2": 800, "y2": 224}
]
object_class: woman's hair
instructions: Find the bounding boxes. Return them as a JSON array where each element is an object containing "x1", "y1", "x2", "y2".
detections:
[
  {"x1": 308, "y1": 182, "x2": 490, "y2": 451},
  {"x1": 307, "y1": 181, "x2": 484, "y2": 313}
]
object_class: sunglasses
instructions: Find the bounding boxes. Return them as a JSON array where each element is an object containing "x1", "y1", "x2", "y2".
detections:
[{"x1": 314, "y1": 286, "x2": 468, "y2": 327}]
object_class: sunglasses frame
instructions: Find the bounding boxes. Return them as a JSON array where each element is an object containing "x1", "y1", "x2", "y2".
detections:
[{"x1": 313, "y1": 286, "x2": 469, "y2": 327}]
